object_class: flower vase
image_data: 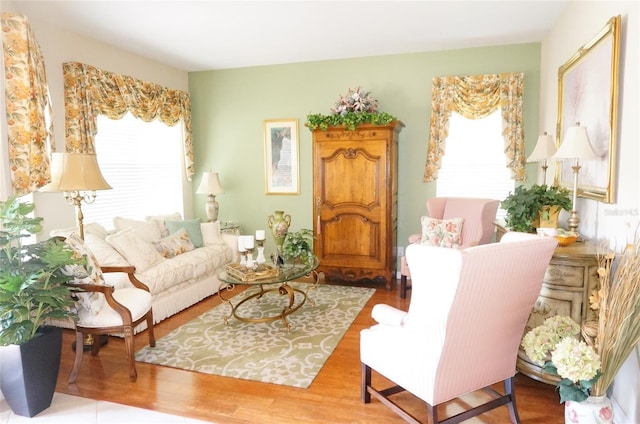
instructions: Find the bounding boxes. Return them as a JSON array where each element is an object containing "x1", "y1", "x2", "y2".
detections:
[
  {"x1": 267, "y1": 210, "x2": 291, "y2": 260},
  {"x1": 565, "y1": 396, "x2": 614, "y2": 424}
]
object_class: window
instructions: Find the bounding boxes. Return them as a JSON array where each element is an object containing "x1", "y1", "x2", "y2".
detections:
[
  {"x1": 436, "y1": 110, "x2": 514, "y2": 220},
  {"x1": 82, "y1": 112, "x2": 184, "y2": 229}
]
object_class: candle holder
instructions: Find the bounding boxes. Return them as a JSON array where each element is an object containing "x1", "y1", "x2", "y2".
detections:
[
  {"x1": 245, "y1": 247, "x2": 255, "y2": 269},
  {"x1": 256, "y1": 238, "x2": 266, "y2": 264},
  {"x1": 239, "y1": 248, "x2": 247, "y2": 267}
]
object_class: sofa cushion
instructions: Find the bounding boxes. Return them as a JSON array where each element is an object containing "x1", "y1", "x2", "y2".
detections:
[
  {"x1": 145, "y1": 212, "x2": 183, "y2": 238},
  {"x1": 50, "y1": 222, "x2": 110, "y2": 239},
  {"x1": 106, "y1": 228, "x2": 164, "y2": 272},
  {"x1": 84, "y1": 233, "x2": 129, "y2": 267},
  {"x1": 153, "y1": 227, "x2": 195, "y2": 258},
  {"x1": 420, "y1": 216, "x2": 464, "y2": 248},
  {"x1": 113, "y1": 216, "x2": 162, "y2": 242},
  {"x1": 166, "y1": 218, "x2": 204, "y2": 248},
  {"x1": 136, "y1": 244, "x2": 232, "y2": 295}
]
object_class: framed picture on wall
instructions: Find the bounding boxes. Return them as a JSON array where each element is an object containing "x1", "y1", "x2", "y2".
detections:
[
  {"x1": 555, "y1": 15, "x2": 621, "y2": 204},
  {"x1": 264, "y1": 118, "x2": 299, "y2": 195}
]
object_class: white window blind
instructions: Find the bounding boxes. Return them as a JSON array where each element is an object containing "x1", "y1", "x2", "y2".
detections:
[
  {"x1": 82, "y1": 112, "x2": 184, "y2": 230},
  {"x1": 436, "y1": 110, "x2": 514, "y2": 220}
]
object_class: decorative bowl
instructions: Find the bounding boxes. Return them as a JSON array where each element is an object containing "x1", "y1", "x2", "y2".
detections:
[{"x1": 555, "y1": 234, "x2": 578, "y2": 247}]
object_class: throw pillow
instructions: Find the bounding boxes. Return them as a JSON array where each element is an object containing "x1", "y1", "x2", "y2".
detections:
[
  {"x1": 201, "y1": 221, "x2": 223, "y2": 246},
  {"x1": 62, "y1": 234, "x2": 106, "y2": 315},
  {"x1": 84, "y1": 233, "x2": 129, "y2": 267},
  {"x1": 145, "y1": 212, "x2": 183, "y2": 237},
  {"x1": 153, "y1": 227, "x2": 195, "y2": 258},
  {"x1": 420, "y1": 216, "x2": 464, "y2": 248},
  {"x1": 113, "y1": 216, "x2": 162, "y2": 242},
  {"x1": 106, "y1": 228, "x2": 164, "y2": 272},
  {"x1": 166, "y1": 218, "x2": 204, "y2": 248}
]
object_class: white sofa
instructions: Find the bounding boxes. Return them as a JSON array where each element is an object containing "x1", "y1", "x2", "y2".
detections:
[{"x1": 53, "y1": 214, "x2": 237, "y2": 327}]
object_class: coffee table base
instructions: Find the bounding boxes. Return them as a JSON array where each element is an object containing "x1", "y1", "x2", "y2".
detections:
[{"x1": 219, "y1": 278, "x2": 318, "y2": 331}]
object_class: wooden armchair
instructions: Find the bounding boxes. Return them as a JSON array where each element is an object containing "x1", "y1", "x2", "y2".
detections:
[{"x1": 63, "y1": 235, "x2": 155, "y2": 383}]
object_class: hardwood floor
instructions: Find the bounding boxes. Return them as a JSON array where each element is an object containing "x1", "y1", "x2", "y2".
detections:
[{"x1": 55, "y1": 281, "x2": 565, "y2": 423}]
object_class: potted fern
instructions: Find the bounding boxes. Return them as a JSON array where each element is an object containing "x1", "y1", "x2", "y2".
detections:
[
  {"x1": 0, "y1": 196, "x2": 82, "y2": 417},
  {"x1": 501, "y1": 184, "x2": 572, "y2": 233}
]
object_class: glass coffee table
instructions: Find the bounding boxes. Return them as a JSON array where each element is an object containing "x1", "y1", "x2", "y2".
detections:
[{"x1": 216, "y1": 257, "x2": 320, "y2": 330}]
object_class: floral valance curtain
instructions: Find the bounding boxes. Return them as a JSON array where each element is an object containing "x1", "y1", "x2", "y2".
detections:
[
  {"x1": 62, "y1": 61, "x2": 194, "y2": 180},
  {"x1": 1, "y1": 13, "x2": 54, "y2": 197},
  {"x1": 424, "y1": 72, "x2": 526, "y2": 182}
]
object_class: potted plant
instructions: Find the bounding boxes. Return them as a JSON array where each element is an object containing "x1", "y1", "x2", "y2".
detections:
[
  {"x1": 0, "y1": 196, "x2": 82, "y2": 417},
  {"x1": 501, "y1": 184, "x2": 572, "y2": 232},
  {"x1": 281, "y1": 229, "x2": 316, "y2": 266},
  {"x1": 305, "y1": 86, "x2": 397, "y2": 131}
]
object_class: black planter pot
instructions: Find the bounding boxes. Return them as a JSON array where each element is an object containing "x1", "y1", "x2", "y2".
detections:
[{"x1": 0, "y1": 326, "x2": 62, "y2": 417}]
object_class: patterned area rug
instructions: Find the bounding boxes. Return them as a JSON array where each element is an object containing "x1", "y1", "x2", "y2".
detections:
[{"x1": 135, "y1": 282, "x2": 375, "y2": 388}]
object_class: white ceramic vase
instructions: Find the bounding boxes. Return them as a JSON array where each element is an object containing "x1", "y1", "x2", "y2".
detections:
[{"x1": 565, "y1": 396, "x2": 614, "y2": 424}]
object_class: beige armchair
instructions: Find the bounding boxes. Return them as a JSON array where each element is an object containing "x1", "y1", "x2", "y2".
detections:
[
  {"x1": 362, "y1": 232, "x2": 557, "y2": 423},
  {"x1": 400, "y1": 197, "x2": 500, "y2": 298},
  {"x1": 63, "y1": 235, "x2": 155, "y2": 383}
]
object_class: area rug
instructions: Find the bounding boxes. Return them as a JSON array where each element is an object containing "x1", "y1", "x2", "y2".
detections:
[{"x1": 135, "y1": 282, "x2": 375, "y2": 388}]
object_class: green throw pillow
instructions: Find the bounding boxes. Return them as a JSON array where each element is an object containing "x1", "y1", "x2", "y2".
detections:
[{"x1": 166, "y1": 218, "x2": 203, "y2": 248}]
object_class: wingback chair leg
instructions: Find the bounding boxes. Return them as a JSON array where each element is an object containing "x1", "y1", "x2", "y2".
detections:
[
  {"x1": 68, "y1": 330, "x2": 84, "y2": 383},
  {"x1": 505, "y1": 377, "x2": 521, "y2": 424},
  {"x1": 400, "y1": 274, "x2": 408, "y2": 299},
  {"x1": 361, "y1": 363, "x2": 371, "y2": 403},
  {"x1": 426, "y1": 404, "x2": 438, "y2": 424}
]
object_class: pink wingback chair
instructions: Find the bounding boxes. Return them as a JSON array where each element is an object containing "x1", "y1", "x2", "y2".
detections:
[
  {"x1": 400, "y1": 197, "x2": 500, "y2": 298},
  {"x1": 361, "y1": 232, "x2": 557, "y2": 423}
]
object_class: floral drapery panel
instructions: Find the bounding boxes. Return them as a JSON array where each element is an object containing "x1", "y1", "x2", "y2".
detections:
[
  {"x1": 1, "y1": 13, "x2": 54, "y2": 196},
  {"x1": 62, "y1": 61, "x2": 194, "y2": 180},
  {"x1": 424, "y1": 72, "x2": 526, "y2": 182}
]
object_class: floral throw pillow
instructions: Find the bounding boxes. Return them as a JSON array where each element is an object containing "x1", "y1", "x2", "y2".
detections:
[
  {"x1": 153, "y1": 227, "x2": 195, "y2": 258},
  {"x1": 420, "y1": 216, "x2": 464, "y2": 248},
  {"x1": 62, "y1": 234, "x2": 106, "y2": 315}
]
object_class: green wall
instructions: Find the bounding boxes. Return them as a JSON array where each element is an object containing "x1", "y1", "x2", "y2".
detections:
[{"x1": 189, "y1": 43, "x2": 541, "y2": 256}]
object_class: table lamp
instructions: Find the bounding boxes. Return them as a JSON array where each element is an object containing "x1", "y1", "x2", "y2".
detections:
[
  {"x1": 552, "y1": 124, "x2": 599, "y2": 233},
  {"x1": 196, "y1": 171, "x2": 224, "y2": 222},
  {"x1": 527, "y1": 132, "x2": 556, "y2": 183}
]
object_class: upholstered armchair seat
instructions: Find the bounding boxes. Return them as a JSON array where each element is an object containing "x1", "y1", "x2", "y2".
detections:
[
  {"x1": 361, "y1": 232, "x2": 557, "y2": 423},
  {"x1": 62, "y1": 235, "x2": 156, "y2": 383},
  {"x1": 400, "y1": 197, "x2": 500, "y2": 298}
]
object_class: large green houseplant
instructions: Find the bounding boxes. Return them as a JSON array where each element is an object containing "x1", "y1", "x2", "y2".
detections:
[
  {"x1": 0, "y1": 195, "x2": 82, "y2": 417},
  {"x1": 501, "y1": 184, "x2": 572, "y2": 233}
]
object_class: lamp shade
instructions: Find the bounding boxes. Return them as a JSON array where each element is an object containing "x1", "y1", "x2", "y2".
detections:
[
  {"x1": 552, "y1": 125, "x2": 599, "y2": 161},
  {"x1": 527, "y1": 133, "x2": 556, "y2": 162},
  {"x1": 196, "y1": 172, "x2": 224, "y2": 195},
  {"x1": 40, "y1": 152, "x2": 112, "y2": 192}
]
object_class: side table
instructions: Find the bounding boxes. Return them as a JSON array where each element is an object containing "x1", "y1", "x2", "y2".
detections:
[
  {"x1": 518, "y1": 239, "x2": 607, "y2": 384},
  {"x1": 220, "y1": 221, "x2": 240, "y2": 235}
]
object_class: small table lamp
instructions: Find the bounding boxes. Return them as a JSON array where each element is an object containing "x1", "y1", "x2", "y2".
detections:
[
  {"x1": 40, "y1": 152, "x2": 112, "y2": 240},
  {"x1": 196, "y1": 171, "x2": 224, "y2": 222},
  {"x1": 527, "y1": 132, "x2": 556, "y2": 183},
  {"x1": 552, "y1": 124, "x2": 599, "y2": 233}
]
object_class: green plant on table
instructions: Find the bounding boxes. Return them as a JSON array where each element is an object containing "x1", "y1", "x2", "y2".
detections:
[
  {"x1": 281, "y1": 229, "x2": 316, "y2": 266},
  {"x1": 501, "y1": 184, "x2": 572, "y2": 232},
  {"x1": 0, "y1": 195, "x2": 82, "y2": 346}
]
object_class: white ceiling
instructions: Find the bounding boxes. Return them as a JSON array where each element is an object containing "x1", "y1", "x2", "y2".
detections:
[{"x1": 11, "y1": 0, "x2": 569, "y2": 72}]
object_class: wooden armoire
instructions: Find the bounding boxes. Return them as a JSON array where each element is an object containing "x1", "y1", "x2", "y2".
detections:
[{"x1": 312, "y1": 121, "x2": 403, "y2": 287}]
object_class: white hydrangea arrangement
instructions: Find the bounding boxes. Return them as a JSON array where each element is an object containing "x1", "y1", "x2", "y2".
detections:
[{"x1": 521, "y1": 315, "x2": 601, "y2": 403}]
